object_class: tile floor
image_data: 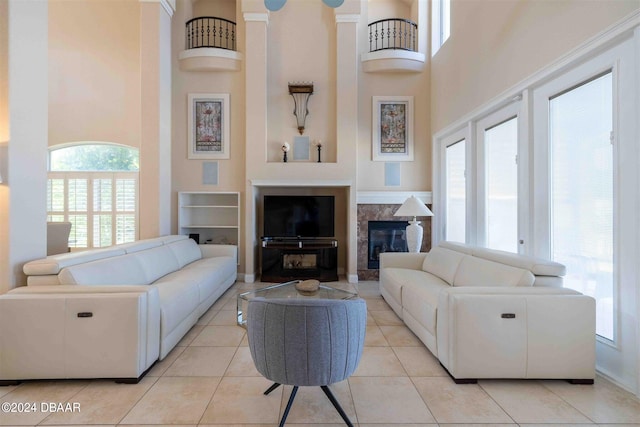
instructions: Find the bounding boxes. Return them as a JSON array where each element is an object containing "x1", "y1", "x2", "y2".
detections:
[{"x1": 2, "y1": 280, "x2": 640, "y2": 426}]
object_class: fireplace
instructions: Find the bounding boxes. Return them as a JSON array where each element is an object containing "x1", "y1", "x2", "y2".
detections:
[{"x1": 367, "y1": 221, "x2": 409, "y2": 269}]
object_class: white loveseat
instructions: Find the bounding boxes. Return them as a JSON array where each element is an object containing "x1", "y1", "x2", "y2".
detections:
[
  {"x1": 0, "y1": 235, "x2": 237, "y2": 384},
  {"x1": 380, "y1": 241, "x2": 595, "y2": 383}
]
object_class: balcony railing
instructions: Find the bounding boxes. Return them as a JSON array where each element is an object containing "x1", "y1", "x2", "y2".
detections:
[
  {"x1": 185, "y1": 17, "x2": 236, "y2": 51},
  {"x1": 368, "y1": 18, "x2": 417, "y2": 52}
]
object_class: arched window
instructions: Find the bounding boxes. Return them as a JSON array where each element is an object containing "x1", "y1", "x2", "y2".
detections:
[{"x1": 47, "y1": 142, "x2": 139, "y2": 249}]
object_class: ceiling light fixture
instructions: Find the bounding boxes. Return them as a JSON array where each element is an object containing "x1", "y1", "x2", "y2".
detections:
[{"x1": 264, "y1": 0, "x2": 344, "y2": 12}]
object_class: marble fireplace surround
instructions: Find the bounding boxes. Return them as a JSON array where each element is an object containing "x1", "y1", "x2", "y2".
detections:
[{"x1": 357, "y1": 192, "x2": 432, "y2": 280}]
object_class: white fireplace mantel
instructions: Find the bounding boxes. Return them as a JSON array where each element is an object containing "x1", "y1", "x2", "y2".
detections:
[
  {"x1": 357, "y1": 191, "x2": 432, "y2": 205},
  {"x1": 250, "y1": 179, "x2": 353, "y2": 188}
]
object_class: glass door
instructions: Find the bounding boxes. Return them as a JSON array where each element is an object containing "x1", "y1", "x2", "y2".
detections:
[{"x1": 549, "y1": 73, "x2": 614, "y2": 340}]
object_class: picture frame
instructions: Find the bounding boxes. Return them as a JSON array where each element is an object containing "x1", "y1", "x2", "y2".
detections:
[
  {"x1": 188, "y1": 93, "x2": 230, "y2": 159},
  {"x1": 372, "y1": 96, "x2": 414, "y2": 162},
  {"x1": 292, "y1": 136, "x2": 310, "y2": 161}
]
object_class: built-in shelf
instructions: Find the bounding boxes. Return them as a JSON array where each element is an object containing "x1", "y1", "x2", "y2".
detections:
[
  {"x1": 361, "y1": 50, "x2": 425, "y2": 73},
  {"x1": 178, "y1": 192, "x2": 240, "y2": 249},
  {"x1": 178, "y1": 48, "x2": 243, "y2": 72}
]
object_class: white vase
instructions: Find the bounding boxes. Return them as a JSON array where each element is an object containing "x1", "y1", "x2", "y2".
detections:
[{"x1": 405, "y1": 220, "x2": 423, "y2": 253}]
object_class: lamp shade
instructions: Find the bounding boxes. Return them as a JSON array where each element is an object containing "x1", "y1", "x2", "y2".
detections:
[{"x1": 394, "y1": 196, "x2": 433, "y2": 218}]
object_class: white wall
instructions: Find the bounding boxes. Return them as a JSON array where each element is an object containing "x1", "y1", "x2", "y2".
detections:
[
  {"x1": 431, "y1": 0, "x2": 640, "y2": 133},
  {"x1": 48, "y1": 1, "x2": 141, "y2": 148},
  {"x1": 1, "y1": 0, "x2": 49, "y2": 291},
  {"x1": 357, "y1": 0, "x2": 431, "y2": 190}
]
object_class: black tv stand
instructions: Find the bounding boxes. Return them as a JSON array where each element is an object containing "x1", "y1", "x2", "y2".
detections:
[{"x1": 260, "y1": 237, "x2": 338, "y2": 283}]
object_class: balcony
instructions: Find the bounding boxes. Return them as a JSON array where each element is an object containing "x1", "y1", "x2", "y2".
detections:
[
  {"x1": 178, "y1": 17, "x2": 243, "y2": 72},
  {"x1": 361, "y1": 18, "x2": 425, "y2": 73}
]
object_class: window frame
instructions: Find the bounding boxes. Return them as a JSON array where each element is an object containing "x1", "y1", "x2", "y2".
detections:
[{"x1": 432, "y1": 26, "x2": 640, "y2": 394}]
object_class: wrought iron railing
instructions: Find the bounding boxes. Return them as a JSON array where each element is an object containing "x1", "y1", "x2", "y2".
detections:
[
  {"x1": 368, "y1": 18, "x2": 417, "y2": 52},
  {"x1": 185, "y1": 17, "x2": 236, "y2": 51}
]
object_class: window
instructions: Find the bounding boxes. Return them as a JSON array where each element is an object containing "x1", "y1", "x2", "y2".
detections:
[
  {"x1": 445, "y1": 139, "x2": 466, "y2": 242},
  {"x1": 433, "y1": 26, "x2": 639, "y2": 397},
  {"x1": 431, "y1": 0, "x2": 450, "y2": 56},
  {"x1": 483, "y1": 117, "x2": 518, "y2": 252},
  {"x1": 48, "y1": 143, "x2": 139, "y2": 249},
  {"x1": 549, "y1": 73, "x2": 614, "y2": 340}
]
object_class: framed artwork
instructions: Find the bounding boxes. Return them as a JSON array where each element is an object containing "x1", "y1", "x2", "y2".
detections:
[
  {"x1": 372, "y1": 96, "x2": 414, "y2": 161},
  {"x1": 188, "y1": 93, "x2": 230, "y2": 159},
  {"x1": 292, "y1": 136, "x2": 310, "y2": 161}
]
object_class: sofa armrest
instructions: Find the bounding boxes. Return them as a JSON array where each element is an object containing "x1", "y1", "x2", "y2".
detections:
[
  {"x1": 436, "y1": 287, "x2": 595, "y2": 381},
  {"x1": 379, "y1": 252, "x2": 427, "y2": 270},
  {"x1": 199, "y1": 244, "x2": 237, "y2": 262},
  {"x1": 0, "y1": 285, "x2": 160, "y2": 381}
]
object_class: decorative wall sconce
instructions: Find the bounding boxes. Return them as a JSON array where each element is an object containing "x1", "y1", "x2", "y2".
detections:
[{"x1": 288, "y1": 82, "x2": 313, "y2": 135}]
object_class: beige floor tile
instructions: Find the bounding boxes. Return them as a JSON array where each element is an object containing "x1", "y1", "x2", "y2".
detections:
[
  {"x1": 480, "y1": 380, "x2": 592, "y2": 424},
  {"x1": 220, "y1": 297, "x2": 238, "y2": 311},
  {"x1": 359, "y1": 424, "x2": 438, "y2": 427},
  {"x1": 239, "y1": 333, "x2": 249, "y2": 346},
  {"x1": 356, "y1": 281, "x2": 381, "y2": 297},
  {"x1": 122, "y1": 425, "x2": 195, "y2": 427},
  {"x1": 190, "y1": 325, "x2": 245, "y2": 347},
  {"x1": 0, "y1": 385, "x2": 19, "y2": 399},
  {"x1": 364, "y1": 325, "x2": 390, "y2": 346},
  {"x1": 349, "y1": 376, "x2": 436, "y2": 424},
  {"x1": 146, "y1": 345, "x2": 185, "y2": 377},
  {"x1": 519, "y1": 424, "x2": 595, "y2": 427},
  {"x1": 363, "y1": 298, "x2": 393, "y2": 311},
  {"x1": 0, "y1": 381, "x2": 88, "y2": 426},
  {"x1": 119, "y1": 376, "x2": 219, "y2": 425},
  {"x1": 366, "y1": 311, "x2": 376, "y2": 325},
  {"x1": 393, "y1": 346, "x2": 448, "y2": 377},
  {"x1": 199, "y1": 377, "x2": 281, "y2": 424},
  {"x1": 208, "y1": 309, "x2": 238, "y2": 326},
  {"x1": 176, "y1": 324, "x2": 205, "y2": 347},
  {"x1": 196, "y1": 305, "x2": 220, "y2": 325},
  {"x1": 438, "y1": 424, "x2": 518, "y2": 427},
  {"x1": 278, "y1": 381, "x2": 357, "y2": 424},
  {"x1": 224, "y1": 346, "x2": 262, "y2": 377},
  {"x1": 40, "y1": 377, "x2": 157, "y2": 425},
  {"x1": 541, "y1": 378, "x2": 640, "y2": 423},
  {"x1": 207, "y1": 297, "x2": 233, "y2": 313},
  {"x1": 369, "y1": 309, "x2": 404, "y2": 325},
  {"x1": 413, "y1": 377, "x2": 513, "y2": 423},
  {"x1": 379, "y1": 325, "x2": 423, "y2": 346},
  {"x1": 353, "y1": 346, "x2": 407, "y2": 376},
  {"x1": 199, "y1": 425, "x2": 275, "y2": 427},
  {"x1": 163, "y1": 346, "x2": 236, "y2": 377}
]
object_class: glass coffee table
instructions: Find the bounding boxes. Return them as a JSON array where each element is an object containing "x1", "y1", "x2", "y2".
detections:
[{"x1": 237, "y1": 280, "x2": 358, "y2": 328}]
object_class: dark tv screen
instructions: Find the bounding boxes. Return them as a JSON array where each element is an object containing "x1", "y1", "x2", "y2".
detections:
[{"x1": 263, "y1": 195, "x2": 335, "y2": 238}]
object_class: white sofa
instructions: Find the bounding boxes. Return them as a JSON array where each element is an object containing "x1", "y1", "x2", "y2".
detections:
[
  {"x1": 380, "y1": 241, "x2": 596, "y2": 383},
  {"x1": 0, "y1": 235, "x2": 237, "y2": 385}
]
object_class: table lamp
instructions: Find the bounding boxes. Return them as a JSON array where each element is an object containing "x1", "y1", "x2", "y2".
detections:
[{"x1": 394, "y1": 195, "x2": 433, "y2": 252}]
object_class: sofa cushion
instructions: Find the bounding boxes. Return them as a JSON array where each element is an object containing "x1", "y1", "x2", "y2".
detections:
[
  {"x1": 401, "y1": 275, "x2": 449, "y2": 335},
  {"x1": 58, "y1": 254, "x2": 148, "y2": 285},
  {"x1": 453, "y1": 255, "x2": 535, "y2": 287},
  {"x1": 167, "y1": 238, "x2": 202, "y2": 268},
  {"x1": 23, "y1": 247, "x2": 126, "y2": 276},
  {"x1": 469, "y1": 246, "x2": 566, "y2": 277},
  {"x1": 422, "y1": 247, "x2": 465, "y2": 285},
  {"x1": 132, "y1": 246, "x2": 181, "y2": 283},
  {"x1": 156, "y1": 256, "x2": 236, "y2": 304},
  {"x1": 154, "y1": 280, "x2": 200, "y2": 339}
]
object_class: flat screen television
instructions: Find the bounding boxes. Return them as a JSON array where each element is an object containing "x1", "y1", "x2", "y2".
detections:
[{"x1": 263, "y1": 195, "x2": 335, "y2": 238}]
